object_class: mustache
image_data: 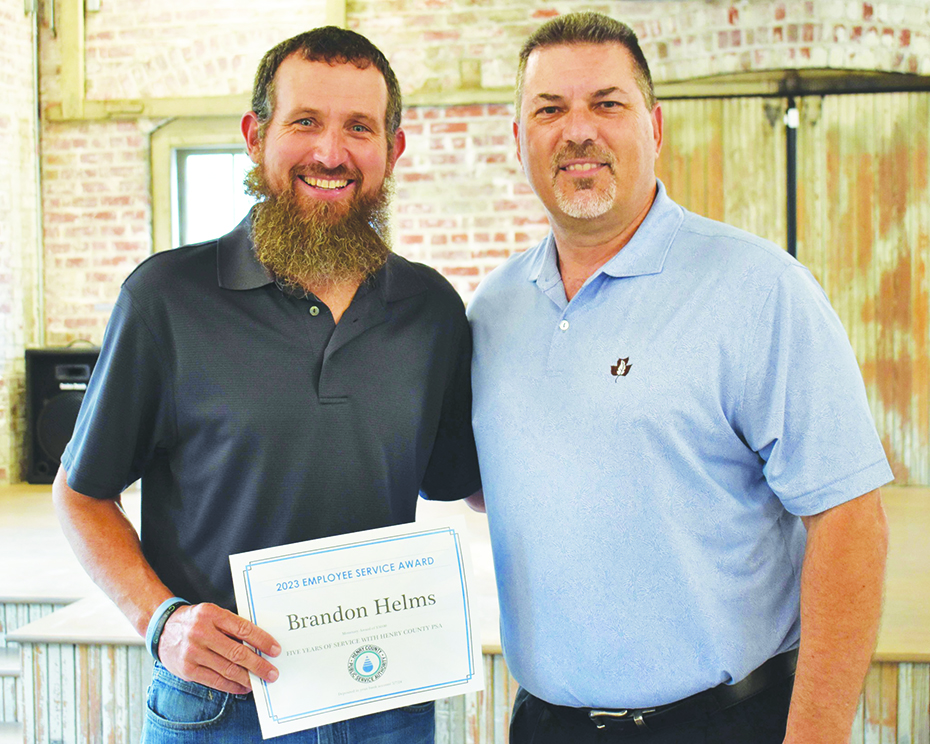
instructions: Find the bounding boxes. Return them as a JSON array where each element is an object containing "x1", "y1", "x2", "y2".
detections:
[{"x1": 551, "y1": 143, "x2": 615, "y2": 176}]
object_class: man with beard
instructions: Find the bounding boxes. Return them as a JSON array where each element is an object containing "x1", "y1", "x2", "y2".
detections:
[
  {"x1": 466, "y1": 12, "x2": 891, "y2": 744},
  {"x1": 53, "y1": 27, "x2": 480, "y2": 744}
]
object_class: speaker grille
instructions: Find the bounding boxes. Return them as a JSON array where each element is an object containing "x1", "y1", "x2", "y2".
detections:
[{"x1": 25, "y1": 348, "x2": 100, "y2": 484}]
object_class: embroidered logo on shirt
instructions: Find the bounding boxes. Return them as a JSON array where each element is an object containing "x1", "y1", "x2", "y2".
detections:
[{"x1": 611, "y1": 357, "x2": 632, "y2": 379}]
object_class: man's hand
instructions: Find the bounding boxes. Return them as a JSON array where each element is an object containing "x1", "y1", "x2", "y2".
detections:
[{"x1": 158, "y1": 603, "x2": 281, "y2": 695}]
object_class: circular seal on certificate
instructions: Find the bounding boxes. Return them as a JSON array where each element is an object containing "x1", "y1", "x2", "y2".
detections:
[{"x1": 348, "y1": 644, "x2": 388, "y2": 683}]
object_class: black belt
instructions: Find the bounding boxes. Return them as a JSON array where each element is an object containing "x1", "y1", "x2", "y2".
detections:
[{"x1": 550, "y1": 649, "x2": 798, "y2": 735}]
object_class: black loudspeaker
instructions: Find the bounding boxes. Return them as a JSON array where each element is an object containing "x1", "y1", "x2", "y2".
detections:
[{"x1": 25, "y1": 347, "x2": 100, "y2": 484}]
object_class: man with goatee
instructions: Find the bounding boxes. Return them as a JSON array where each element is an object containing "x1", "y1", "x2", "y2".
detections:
[
  {"x1": 53, "y1": 27, "x2": 480, "y2": 744},
  {"x1": 467, "y1": 11, "x2": 890, "y2": 744}
]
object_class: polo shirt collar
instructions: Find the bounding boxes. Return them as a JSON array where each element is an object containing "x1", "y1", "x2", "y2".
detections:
[
  {"x1": 216, "y1": 214, "x2": 273, "y2": 291},
  {"x1": 530, "y1": 179, "x2": 684, "y2": 290},
  {"x1": 215, "y1": 212, "x2": 426, "y2": 303}
]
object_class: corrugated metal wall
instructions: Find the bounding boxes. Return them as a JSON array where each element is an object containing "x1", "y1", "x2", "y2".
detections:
[
  {"x1": 657, "y1": 92, "x2": 930, "y2": 489},
  {"x1": 798, "y1": 92, "x2": 930, "y2": 487}
]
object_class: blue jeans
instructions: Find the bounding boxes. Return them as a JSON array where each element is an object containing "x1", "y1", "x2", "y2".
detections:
[{"x1": 142, "y1": 662, "x2": 435, "y2": 743}]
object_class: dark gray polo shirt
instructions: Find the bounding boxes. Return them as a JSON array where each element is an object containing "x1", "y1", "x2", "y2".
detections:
[{"x1": 62, "y1": 217, "x2": 481, "y2": 611}]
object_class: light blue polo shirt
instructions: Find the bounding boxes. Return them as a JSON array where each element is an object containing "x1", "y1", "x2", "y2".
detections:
[{"x1": 468, "y1": 181, "x2": 892, "y2": 709}]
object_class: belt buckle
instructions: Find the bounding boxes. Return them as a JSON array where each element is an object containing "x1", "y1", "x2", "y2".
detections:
[
  {"x1": 589, "y1": 709, "x2": 629, "y2": 729},
  {"x1": 589, "y1": 707, "x2": 656, "y2": 731}
]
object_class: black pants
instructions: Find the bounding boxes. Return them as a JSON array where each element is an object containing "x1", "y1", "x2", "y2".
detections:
[{"x1": 510, "y1": 676, "x2": 794, "y2": 744}]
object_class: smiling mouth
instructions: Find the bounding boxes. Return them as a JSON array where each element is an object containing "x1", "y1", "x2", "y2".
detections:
[
  {"x1": 298, "y1": 175, "x2": 352, "y2": 190},
  {"x1": 561, "y1": 163, "x2": 605, "y2": 174}
]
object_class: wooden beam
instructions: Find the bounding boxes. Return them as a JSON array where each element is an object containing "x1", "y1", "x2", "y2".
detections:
[
  {"x1": 46, "y1": 94, "x2": 251, "y2": 122},
  {"x1": 58, "y1": 0, "x2": 85, "y2": 119}
]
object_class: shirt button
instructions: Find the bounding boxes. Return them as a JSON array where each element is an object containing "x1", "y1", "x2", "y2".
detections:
[
  {"x1": 559, "y1": 320, "x2": 569, "y2": 331},
  {"x1": 309, "y1": 306, "x2": 320, "y2": 316}
]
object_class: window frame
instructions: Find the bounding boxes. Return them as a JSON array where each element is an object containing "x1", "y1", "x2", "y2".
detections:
[{"x1": 150, "y1": 117, "x2": 246, "y2": 253}]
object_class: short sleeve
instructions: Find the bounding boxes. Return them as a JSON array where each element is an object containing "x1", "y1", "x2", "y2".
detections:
[
  {"x1": 418, "y1": 310, "x2": 482, "y2": 501},
  {"x1": 61, "y1": 288, "x2": 177, "y2": 498},
  {"x1": 735, "y1": 265, "x2": 893, "y2": 515}
]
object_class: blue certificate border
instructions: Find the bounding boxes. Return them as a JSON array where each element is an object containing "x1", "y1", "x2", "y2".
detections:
[{"x1": 237, "y1": 526, "x2": 477, "y2": 727}]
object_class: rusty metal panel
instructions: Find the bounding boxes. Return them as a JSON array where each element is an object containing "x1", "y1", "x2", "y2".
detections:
[
  {"x1": 797, "y1": 92, "x2": 930, "y2": 487},
  {"x1": 656, "y1": 97, "x2": 786, "y2": 247}
]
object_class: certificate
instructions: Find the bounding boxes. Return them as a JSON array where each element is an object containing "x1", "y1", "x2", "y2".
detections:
[{"x1": 229, "y1": 516, "x2": 485, "y2": 739}]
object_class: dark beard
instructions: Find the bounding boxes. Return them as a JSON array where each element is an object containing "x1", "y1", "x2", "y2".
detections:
[{"x1": 244, "y1": 164, "x2": 393, "y2": 291}]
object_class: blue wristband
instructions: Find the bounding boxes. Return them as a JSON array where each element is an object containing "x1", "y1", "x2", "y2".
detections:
[{"x1": 145, "y1": 597, "x2": 190, "y2": 663}]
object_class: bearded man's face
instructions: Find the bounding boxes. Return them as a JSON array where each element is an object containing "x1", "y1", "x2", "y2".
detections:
[{"x1": 240, "y1": 54, "x2": 406, "y2": 289}]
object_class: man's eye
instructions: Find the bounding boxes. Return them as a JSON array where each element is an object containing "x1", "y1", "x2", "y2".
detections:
[
  {"x1": 296, "y1": 118, "x2": 315, "y2": 126},
  {"x1": 350, "y1": 124, "x2": 370, "y2": 133},
  {"x1": 598, "y1": 101, "x2": 621, "y2": 109},
  {"x1": 537, "y1": 106, "x2": 560, "y2": 116}
]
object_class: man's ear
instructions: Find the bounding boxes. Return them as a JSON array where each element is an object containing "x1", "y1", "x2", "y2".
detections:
[
  {"x1": 513, "y1": 120, "x2": 522, "y2": 167},
  {"x1": 651, "y1": 103, "x2": 664, "y2": 157},
  {"x1": 388, "y1": 128, "x2": 407, "y2": 169},
  {"x1": 242, "y1": 111, "x2": 262, "y2": 163}
]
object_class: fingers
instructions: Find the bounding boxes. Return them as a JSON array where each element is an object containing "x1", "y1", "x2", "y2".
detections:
[{"x1": 156, "y1": 603, "x2": 281, "y2": 694}]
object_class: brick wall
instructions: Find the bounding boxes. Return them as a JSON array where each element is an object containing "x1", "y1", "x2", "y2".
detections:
[
  {"x1": 41, "y1": 119, "x2": 152, "y2": 346},
  {"x1": 38, "y1": 0, "x2": 329, "y2": 103},
  {"x1": 354, "y1": 0, "x2": 930, "y2": 99},
  {"x1": 0, "y1": 0, "x2": 39, "y2": 482},
  {"x1": 1, "y1": 0, "x2": 927, "y2": 482},
  {"x1": 394, "y1": 104, "x2": 548, "y2": 298}
]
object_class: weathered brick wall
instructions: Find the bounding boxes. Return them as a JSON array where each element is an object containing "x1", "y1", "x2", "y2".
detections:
[
  {"x1": 39, "y1": 0, "x2": 329, "y2": 103},
  {"x1": 41, "y1": 119, "x2": 152, "y2": 346},
  {"x1": 355, "y1": 0, "x2": 930, "y2": 100},
  {"x1": 0, "y1": 0, "x2": 39, "y2": 481},
  {"x1": 394, "y1": 104, "x2": 548, "y2": 298}
]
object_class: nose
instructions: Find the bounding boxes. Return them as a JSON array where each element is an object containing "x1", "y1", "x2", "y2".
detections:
[
  {"x1": 312, "y1": 126, "x2": 348, "y2": 170},
  {"x1": 561, "y1": 107, "x2": 597, "y2": 145}
]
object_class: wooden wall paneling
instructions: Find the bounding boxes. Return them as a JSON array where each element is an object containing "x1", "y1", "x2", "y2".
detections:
[
  {"x1": 48, "y1": 642, "x2": 63, "y2": 744},
  {"x1": 0, "y1": 602, "x2": 63, "y2": 729},
  {"x1": 129, "y1": 646, "x2": 150, "y2": 742},
  {"x1": 851, "y1": 689, "x2": 865, "y2": 744},
  {"x1": 75, "y1": 645, "x2": 88, "y2": 743},
  {"x1": 21, "y1": 643, "x2": 35, "y2": 742},
  {"x1": 88, "y1": 645, "x2": 104, "y2": 743},
  {"x1": 491, "y1": 655, "x2": 512, "y2": 744},
  {"x1": 898, "y1": 663, "x2": 930, "y2": 744},
  {"x1": 863, "y1": 662, "x2": 898, "y2": 743},
  {"x1": 436, "y1": 693, "x2": 467, "y2": 744}
]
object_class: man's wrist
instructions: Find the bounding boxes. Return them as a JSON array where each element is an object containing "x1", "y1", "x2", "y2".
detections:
[{"x1": 145, "y1": 597, "x2": 190, "y2": 662}]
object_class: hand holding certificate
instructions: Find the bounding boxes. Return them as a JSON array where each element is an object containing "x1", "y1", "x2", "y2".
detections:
[{"x1": 229, "y1": 516, "x2": 484, "y2": 739}]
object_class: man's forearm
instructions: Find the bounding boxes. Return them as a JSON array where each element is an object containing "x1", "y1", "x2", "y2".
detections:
[
  {"x1": 785, "y1": 489, "x2": 888, "y2": 743},
  {"x1": 53, "y1": 465, "x2": 281, "y2": 693},
  {"x1": 52, "y1": 466, "x2": 173, "y2": 636}
]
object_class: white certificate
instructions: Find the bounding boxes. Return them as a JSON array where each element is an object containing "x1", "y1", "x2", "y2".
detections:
[{"x1": 229, "y1": 516, "x2": 484, "y2": 739}]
